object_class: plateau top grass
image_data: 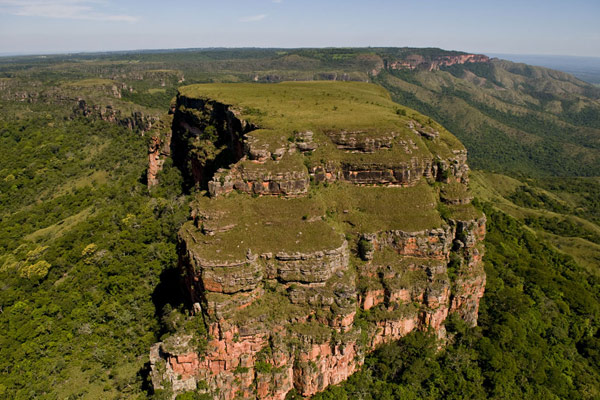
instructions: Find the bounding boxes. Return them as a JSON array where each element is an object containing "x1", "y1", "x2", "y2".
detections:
[
  {"x1": 184, "y1": 193, "x2": 344, "y2": 262},
  {"x1": 185, "y1": 180, "x2": 445, "y2": 262},
  {"x1": 315, "y1": 180, "x2": 443, "y2": 233},
  {"x1": 178, "y1": 81, "x2": 465, "y2": 164},
  {"x1": 178, "y1": 81, "x2": 404, "y2": 133}
]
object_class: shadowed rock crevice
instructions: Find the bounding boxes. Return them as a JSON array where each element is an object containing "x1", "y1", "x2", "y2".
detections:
[{"x1": 170, "y1": 96, "x2": 258, "y2": 193}]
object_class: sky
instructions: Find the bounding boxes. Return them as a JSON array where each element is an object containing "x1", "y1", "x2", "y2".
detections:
[{"x1": 0, "y1": 0, "x2": 599, "y2": 57}]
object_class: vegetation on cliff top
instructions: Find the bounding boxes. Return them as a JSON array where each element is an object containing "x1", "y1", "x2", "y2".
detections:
[
  {"x1": 0, "y1": 104, "x2": 189, "y2": 398},
  {"x1": 314, "y1": 205, "x2": 600, "y2": 399},
  {"x1": 180, "y1": 81, "x2": 463, "y2": 269},
  {"x1": 0, "y1": 47, "x2": 599, "y2": 399},
  {"x1": 179, "y1": 81, "x2": 464, "y2": 165}
]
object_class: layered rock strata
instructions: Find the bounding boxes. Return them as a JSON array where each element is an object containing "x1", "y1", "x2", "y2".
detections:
[
  {"x1": 148, "y1": 116, "x2": 174, "y2": 187},
  {"x1": 73, "y1": 98, "x2": 160, "y2": 132},
  {"x1": 150, "y1": 82, "x2": 486, "y2": 399},
  {"x1": 388, "y1": 53, "x2": 490, "y2": 71}
]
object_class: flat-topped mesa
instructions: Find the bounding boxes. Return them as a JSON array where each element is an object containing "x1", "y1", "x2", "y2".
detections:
[
  {"x1": 150, "y1": 82, "x2": 485, "y2": 399},
  {"x1": 168, "y1": 81, "x2": 469, "y2": 197}
]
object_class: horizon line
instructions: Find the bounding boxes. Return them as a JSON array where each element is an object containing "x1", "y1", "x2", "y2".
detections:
[{"x1": 1, "y1": 46, "x2": 600, "y2": 60}]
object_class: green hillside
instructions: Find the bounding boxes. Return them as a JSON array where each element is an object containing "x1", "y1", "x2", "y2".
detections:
[
  {"x1": 0, "y1": 96, "x2": 189, "y2": 398},
  {"x1": 0, "y1": 47, "x2": 599, "y2": 399},
  {"x1": 376, "y1": 60, "x2": 600, "y2": 176}
]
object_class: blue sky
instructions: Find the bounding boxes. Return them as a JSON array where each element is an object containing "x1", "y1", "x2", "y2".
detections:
[{"x1": 0, "y1": 0, "x2": 598, "y2": 56}]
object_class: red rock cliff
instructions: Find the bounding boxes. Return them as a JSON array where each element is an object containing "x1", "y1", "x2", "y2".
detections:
[
  {"x1": 388, "y1": 53, "x2": 490, "y2": 72},
  {"x1": 149, "y1": 82, "x2": 486, "y2": 399}
]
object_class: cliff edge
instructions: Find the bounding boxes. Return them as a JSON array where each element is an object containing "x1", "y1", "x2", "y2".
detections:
[{"x1": 149, "y1": 82, "x2": 485, "y2": 399}]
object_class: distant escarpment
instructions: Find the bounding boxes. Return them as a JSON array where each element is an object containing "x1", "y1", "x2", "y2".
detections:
[
  {"x1": 386, "y1": 53, "x2": 490, "y2": 72},
  {"x1": 73, "y1": 98, "x2": 161, "y2": 133},
  {"x1": 149, "y1": 82, "x2": 485, "y2": 399}
]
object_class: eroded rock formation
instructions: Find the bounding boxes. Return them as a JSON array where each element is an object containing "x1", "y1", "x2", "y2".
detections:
[
  {"x1": 149, "y1": 82, "x2": 486, "y2": 399},
  {"x1": 147, "y1": 115, "x2": 173, "y2": 187},
  {"x1": 73, "y1": 98, "x2": 160, "y2": 133},
  {"x1": 388, "y1": 53, "x2": 490, "y2": 71}
]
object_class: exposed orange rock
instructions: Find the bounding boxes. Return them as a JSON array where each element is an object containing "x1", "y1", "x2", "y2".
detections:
[
  {"x1": 388, "y1": 53, "x2": 490, "y2": 72},
  {"x1": 149, "y1": 83, "x2": 486, "y2": 399}
]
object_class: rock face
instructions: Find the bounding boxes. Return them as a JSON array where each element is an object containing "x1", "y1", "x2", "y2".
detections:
[
  {"x1": 147, "y1": 116, "x2": 173, "y2": 187},
  {"x1": 73, "y1": 98, "x2": 160, "y2": 133},
  {"x1": 149, "y1": 82, "x2": 486, "y2": 399},
  {"x1": 388, "y1": 53, "x2": 490, "y2": 71}
]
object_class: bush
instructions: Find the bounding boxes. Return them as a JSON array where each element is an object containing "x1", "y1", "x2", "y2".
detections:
[{"x1": 357, "y1": 238, "x2": 373, "y2": 261}]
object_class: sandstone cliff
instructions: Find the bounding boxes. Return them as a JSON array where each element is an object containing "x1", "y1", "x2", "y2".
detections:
[
  {"x1": 387, "y1": 53, "x2": 490, "y2": 72},
  {"x1": 72, "y1": 98, "x2": 160, "y2": 133},
  {"x1": 149, "y1": 82, "x2": 486, "y2": 399}
]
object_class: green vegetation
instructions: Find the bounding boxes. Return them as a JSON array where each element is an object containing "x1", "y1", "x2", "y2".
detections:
[
  {"x1": 0, "y1": 95, "x2": 189, "y2": 398},
  {"x1": 288, "y1": 320, "x2": 334, "y2": 343},
  {"x1": 180, "y1": 81, "x2": 463, "y2": 168},
  {"x1": 183, "y1": 177, "x2": 445, "y2": 264},
  {"x1": 439, "y1": 181, "x2": 470, "y2": 204},
  {"x1": 1, "y1": 46, "x2": 599, "y2": 399},
  {"x1": 357, "y1": 238, "x2": 373, "y2": 260},
  {"x1": 316, "y1": 206, "x2": 600, "y2": 399},
  {"x1": 446, "y1": 203, "x2": 484, "y2": 222},
  {"x1": 525, "y1": 215, "x2": 600, "y2": 245},
  {"x1": 229, "y1": 290, "x2": 309, "y2": 329},
  {"x1": 64, "y1": 78, "x2": 116, "y2": 87},
  {"x1": 185, "y1": 193, "x2": 343, "y2": 261},
  {"x1": 376, "y1": 60, "x2": 600, "y2": 177},
  {"x1": 471, "y1": 170, "x2": 600, "y2": 273},
  {"x1": 315, "y1": 180, "x2": 443, "y2": 233}
]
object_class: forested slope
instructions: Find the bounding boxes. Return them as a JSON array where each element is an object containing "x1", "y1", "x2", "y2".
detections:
[
  {"x1": 0, "y1": 47, "x2": 599, "y2": 399},
  {"x1": 0, "y1": 99, "x2": 189, "y2": 398}
]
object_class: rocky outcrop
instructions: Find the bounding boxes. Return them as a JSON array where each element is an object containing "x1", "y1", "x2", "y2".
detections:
[
  {"x1": 310, "y1": 157, "x2": 436, "y2": 186},
  {"x1": 151, "y1": 212, "x2": 486, "y2": 399},
  {"x1": 388, "y1": 53, "x2": 490, "y2": 72},
  {"x1": 149, "y1": 82, "x2": 486, "y2": 399},
  {"x1": 208, "y1": 162, "x2": 310, "y2": 197},
  {"x1": 148, "y1": 136, "x2": 165, "y2": 188},
  {"x1": 309, "y1": 152, "x2": 469, "y2": 187},
  {"x1": 148, "y1": 118, "x2": 173, "y2": 187},
  {"x1": 72, "y1": 99, "x2": 160, "y2": 133}
]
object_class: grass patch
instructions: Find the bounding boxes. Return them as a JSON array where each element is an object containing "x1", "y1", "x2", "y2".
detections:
[
  {"x1": 315, "y1": 180, "x2": 443, "y2": 233},
  {"x1": 179, "y1": 81, "x2": 464, "y2": 168},
  {"x1": 537, "y1": 231, "x2": 600, "y2": 273},
  {"x1": 52, "y1": 170, "x2": 109, "y2": 198},
  {"x1": 288, "y1": 320, "x2": 334, "y2": 343},
  {"x1": 447, "y1": 203, "x2": 483, "y2": 221},
  {"x1": 440, "y1": 181, "x2": 470, "y2": 203},
  {"x1": 24, "y1": 207, "x2": 93, "y2": 242},
  {"x1": 186, "y1": 179, "x2": 444, "y2": 262},
  {"x1": 231, "y1": 290, "x2": 309, "y2": 327},
  {"x1": 185, "y1": 193, "x2": 343, "y2": 261}
]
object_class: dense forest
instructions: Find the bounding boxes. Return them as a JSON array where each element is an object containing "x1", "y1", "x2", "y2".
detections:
[
  {"x1": 0, "y1": 47, "x2": 599, "y2": 399},
  {"x1": 313, "y1": 204, "x2": 600, "y2": 399},
  {"x1": 0, "y1": 112, "x2": 190, "y2": 398}
]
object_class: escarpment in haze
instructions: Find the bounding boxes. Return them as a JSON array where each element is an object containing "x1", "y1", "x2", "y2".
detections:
[
  {"x1": 149, "y1": 82, "x2": 486, "y2": 399},
  {"x1": 386, "y1": 53, "x2": 490, "y2": 72}
]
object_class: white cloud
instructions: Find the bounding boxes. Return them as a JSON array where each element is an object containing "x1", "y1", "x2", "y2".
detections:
[
  {"x1": 272, "y1": 0, "x2": 282, "y2": 3},
  {"x1": 0, "y1": 0, "x2": 138, "y2": 22},
  {"x1": 239, "y1": 14, "x2": 267, "y2": 22}
]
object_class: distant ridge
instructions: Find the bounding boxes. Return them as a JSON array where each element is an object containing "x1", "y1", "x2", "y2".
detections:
[{"x1": 488, "y1": 53, "x2": 600, "y2": 84}]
